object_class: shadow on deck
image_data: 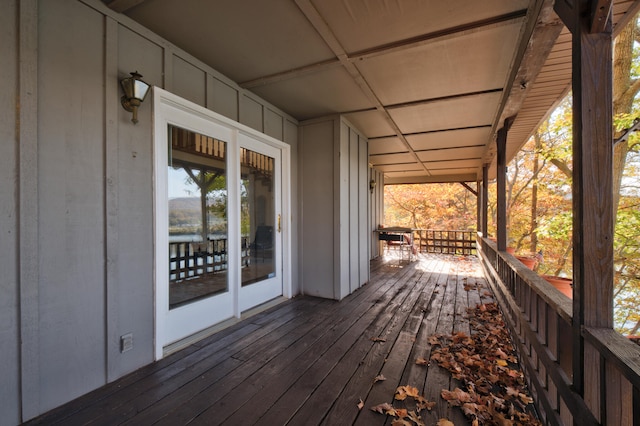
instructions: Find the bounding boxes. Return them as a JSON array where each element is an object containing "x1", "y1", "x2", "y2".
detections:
[{"x1": 28, "y1": 254, "x2": 528, "y2": 425}]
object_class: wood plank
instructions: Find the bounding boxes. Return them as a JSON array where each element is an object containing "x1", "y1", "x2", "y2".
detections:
[
  {"x1": 28, "y1": 255, "x2": 544, "y2": 426},
  {"x1": 193, "y1": 266, "x2": 422, "y2": 424}
]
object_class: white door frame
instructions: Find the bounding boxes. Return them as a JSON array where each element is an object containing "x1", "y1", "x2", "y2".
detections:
[{"x1": 153, "y1": 88, "x2": 292, "y2": 360}]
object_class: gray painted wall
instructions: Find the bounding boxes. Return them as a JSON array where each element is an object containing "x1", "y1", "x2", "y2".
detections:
[
  {"x1": 4, "y1": 0, "x2": 300, "y2": 422},
  {"x1": 300, "y1": 117, "x2": 370, "y2": 300},
  {"x1": 1, "y1": 1, "x2": 21, "y2": 425}
]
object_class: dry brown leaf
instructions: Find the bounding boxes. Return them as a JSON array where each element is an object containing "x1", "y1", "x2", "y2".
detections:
[
  {"x1": 415, "y1": 357, "x2": 429, "y2": 366},
  {"x1": 374, "y1": 374, "x2": 387, "y2": 383},
  {"x1": 357, "y1": 398, "x2": 364, "y2": 410},
  {"x1": 519, "y1": 393, "x2": 534, "y2": 405},
  {"x1": 370, "y1": 402, "x2": 394, "y2": 415},
  {"x1": 408, "y1": 410, "x2": 425, "y2": 426},
  {"x1": 395, "y1": 385, "x2": 420, "y2": 401},
  {"x1": 395, "y1": 408, "x2": 408, "y2": 418},
  {"x1": 371, "y1": 336, "x2": 386, "y2": 343},
  {"x1": 391, "y1": 420, "x2": 413, "y2": 426},
  {"x1": 505, "y1": 387, "x2": 519, "y2": 397},
  {"x1": 415, "y1": 396, "x2": 436, "y2": 411},
  {"x1": 437, "y1": 419, "x2": 455, "y2": 426}
]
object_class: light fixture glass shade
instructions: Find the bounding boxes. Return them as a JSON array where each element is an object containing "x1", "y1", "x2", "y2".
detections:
[{"x1": 120, "y1": 71, "x2": 150, "y2": 124}]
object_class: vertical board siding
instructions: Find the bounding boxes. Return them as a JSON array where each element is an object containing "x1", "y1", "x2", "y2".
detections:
[
  {"x1": 240, "y1": 94, "x2": 264, "y2": 132},
  {"x1": 2, "y1": 1, "x2": 21, "y2": 424},
  {"x1": 8, "y1": 0, "x2": 300, "y2": 421},
  {"x1": 300, "y1": 118, "x2": 369, "y2": 300},
  {"x1": 348, "y1": 127, "x2": 359, "y2": 293},
  {"x1": 173, "y1": 55, "x2": 206, "y2": 107},
  {"x1": 300, "y1": 121, "x2": 335, "y2": 298},
  {"x1": 37, "y1": 0, "x2": 107, "y2": 413},
  {"x1": 264, "y1": 107, "x2": 284, "y2": 140},
  {"x1": 337, "y1": 121, "x2": 350, "y2": 298},
  {"x1": 207, "y1": 75, "x2": 239, "y2": 121},
  {"x1": 358, "y1": 136, "x2": 369, "y2": 285},
  {"x1": 112, "y1": 21, "x2": 163, "y2": 380}
]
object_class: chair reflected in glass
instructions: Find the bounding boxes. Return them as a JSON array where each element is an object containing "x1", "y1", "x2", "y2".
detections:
[{"x1": 250, "y1": 225, "x2": 273, "y2": 263}]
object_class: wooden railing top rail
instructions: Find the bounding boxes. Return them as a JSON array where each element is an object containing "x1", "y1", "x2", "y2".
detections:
[{"x1": 583, "y1": 326, "x2": 640, "y2": 390}]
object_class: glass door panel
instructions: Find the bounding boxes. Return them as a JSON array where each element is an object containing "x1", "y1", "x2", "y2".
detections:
[
  {"x1": 241, "y1": 147, "x2": 276, "y2": 287},
  {"x1": 238, "y1": 136, "x2": 282, "y2": 311},
  {"x1": 168, "y1": 125, "x2": 228, "y2": 309}
]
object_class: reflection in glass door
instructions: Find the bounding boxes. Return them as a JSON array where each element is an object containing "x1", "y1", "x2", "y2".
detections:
[
  {"x1": 241, "y1": 147, "x2": 276, "y2": 287},
  {"x1": 238, "y1": 137, "x2": 282, "y2": 312},
  {"x1": 168, "y1": 125, "x2": 228, "y2": 308}
]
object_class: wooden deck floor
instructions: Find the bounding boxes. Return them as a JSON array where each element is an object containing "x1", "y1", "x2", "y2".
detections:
[{"x1": 28, "y1": 254, "x2": 496, "y2": 426}]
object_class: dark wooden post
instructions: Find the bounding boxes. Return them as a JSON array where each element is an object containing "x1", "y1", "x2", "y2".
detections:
[
  {"x1": 482, "y1": 165, "x2": 488, "y2": 238},
  {"x1": 556, "y1": 0, "x2": 614, "y2": 413},
  {"x1": 476, "y1": 178, "x2": 481, "y2": 234},
  {"x1": 496, "y1": 118, "x2": 514, "y2": 251}
]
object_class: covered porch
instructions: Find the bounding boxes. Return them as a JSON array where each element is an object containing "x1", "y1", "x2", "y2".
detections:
[{"x1": 28, "y1": 254, "x2": 526, "y2": 425}]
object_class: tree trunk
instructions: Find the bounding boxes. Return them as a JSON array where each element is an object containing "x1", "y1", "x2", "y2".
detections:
[
  {"x1": 612, "y1": 17, "x2": 638, "y2": 213},
  {"x1": 530, "y1": 131, "x2": 541, "y2": 254}
]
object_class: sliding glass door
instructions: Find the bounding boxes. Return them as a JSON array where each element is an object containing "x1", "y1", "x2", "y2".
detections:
[{"x1": 154, "y1": 88, "x2": 287, "y2": 358}]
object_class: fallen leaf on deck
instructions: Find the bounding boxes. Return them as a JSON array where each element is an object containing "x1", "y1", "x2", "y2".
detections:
[
  {"x1": 371, "y1": 336, "x2": 386, "y2": 342},
  {"x1": 374, "y1": 374, "x2": 387, "y2": 383},
  {"x1": 437, "y1": 419, "x2": 454, "y2": 426},
  {"x1": 370, "y1": 402, "x2": 395, "y2": 415},
  {"x1": 428, "y1": 303, "x2": 542, "y2": 425},
  {"x1": 357, "y1": 398, "x2": 364, "y2": 410},
  {"x1": 391, "y1": 419, "x2": 413, "y2": 426},
  {"x1": 395, "y1": 408, "x2": 408, "y2": 418},
  {"x1": 415, "y1": 357, "x2": 429, "y2": 366},
  {"x1": 395, "y1": 385, "x2": 420, "y2": 401}
]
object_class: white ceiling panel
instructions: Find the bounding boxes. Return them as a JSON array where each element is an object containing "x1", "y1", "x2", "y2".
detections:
[
  {"x1": 388, "y1": 91, "x2": 503, "y2": 134},
  {"x1": 407, "y1": 127, "x2": 491, "y2": 151},
  {"x1": 343, "y1": 110, "x2": 396, "y2": 138},
  {"x1": 311, "y1": 0, "x2": 529, "y2": 54},
  {"x1": 375, "y1": 163, "x2": 423, "y2": 172},
  {"x1": 368, "y1": 137, "x2": 408, "y2": 155},
  {"x1": 369, "y1": 152, "x2": 416, "y2": 165},
  {"x1": 417, "y1": 147, "x2": 485, "y2": 162},
  {"x1": 356, "y1": 20, "x2": 523, "y2": 106},
  {"x1": 250, "y1": 67, "x2": 374, "y2": 120},
  {"x1": 125, "y1": 0, "x2": 336, "y2": 82}
]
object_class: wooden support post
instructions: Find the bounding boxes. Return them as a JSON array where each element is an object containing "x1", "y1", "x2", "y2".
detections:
[
  {"x1": 496, "y1": 119, "x2": 514, "y2": 251},
  {"x1": 482, "y1": 165, "x2": 488, "y2": 238},
  {"x1": 476, "y1": 179, "x2": 482, "y2": 234},
  {"x1": 561, "y1": 0, "x2": 614, "y2": 411}
]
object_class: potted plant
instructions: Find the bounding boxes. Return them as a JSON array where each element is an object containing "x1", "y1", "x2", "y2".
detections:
[
  {"x1": 541, "y1": 275, "x2": 572, "y2": 298},
  {"x1": 515, "y1": 255, "x2": 537, "y2": 269}
]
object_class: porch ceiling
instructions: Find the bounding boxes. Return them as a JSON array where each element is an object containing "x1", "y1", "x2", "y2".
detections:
[{"x1": 105, "y1": 0, "x2": 640, "y2": 183}]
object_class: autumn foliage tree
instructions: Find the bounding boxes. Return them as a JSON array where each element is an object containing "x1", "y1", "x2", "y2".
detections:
[{"x1": 384, "y1": 183, "x2": 477, "y2": 231}]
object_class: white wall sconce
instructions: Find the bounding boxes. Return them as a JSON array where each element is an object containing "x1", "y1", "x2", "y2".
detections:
[{"x1": 120, "y1": 71, "x2": 150, "y2": 124}]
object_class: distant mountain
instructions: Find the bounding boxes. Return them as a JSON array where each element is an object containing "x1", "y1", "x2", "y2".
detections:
[{"x1": 169, "y1": 197, "x2": 200, "y2": 211}]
